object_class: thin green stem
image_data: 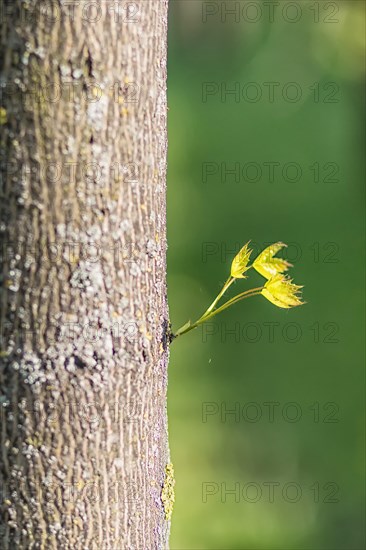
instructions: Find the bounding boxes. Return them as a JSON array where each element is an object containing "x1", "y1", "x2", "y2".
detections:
[
  {"x1": 173, "y1": 287, "x2": 263, "y2": 338},
  {"x1": 200, "y1": 276, "x2": 235, "y2": 319},
  {"x1": 201, "y1": 287, "x2": 263, "y2": 321}
]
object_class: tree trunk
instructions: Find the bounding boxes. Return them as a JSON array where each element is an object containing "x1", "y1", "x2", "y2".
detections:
[{"x1": 0, "y1": 1, "x2": 170, "y2": 548}]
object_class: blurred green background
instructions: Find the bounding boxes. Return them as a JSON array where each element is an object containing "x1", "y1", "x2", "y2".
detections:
[{"x1": 166, "y1": 1, "x2": 365, "y2": 549}]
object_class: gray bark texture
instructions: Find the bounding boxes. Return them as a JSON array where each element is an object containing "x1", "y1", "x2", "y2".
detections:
[{"x1": 0, "y1": 1, "x2": 170, "y2": 548}]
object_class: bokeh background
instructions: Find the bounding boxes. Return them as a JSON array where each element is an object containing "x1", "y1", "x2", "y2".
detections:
[{"x1": 166, "y1": 1, "x2": 365, "y2": 549}]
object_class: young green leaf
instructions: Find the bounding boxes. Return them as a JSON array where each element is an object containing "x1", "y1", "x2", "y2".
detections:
[
  {"x1": 230, "y1": 241, "x2": 252, "y2": 279},
  {"x1": 253, "y1": 242, "x2": 292, "y2": 279}
]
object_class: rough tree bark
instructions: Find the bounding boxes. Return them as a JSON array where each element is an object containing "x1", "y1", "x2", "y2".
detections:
[{"x1": 0, "y1": 1, "x2": 170, "y2": 548}]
